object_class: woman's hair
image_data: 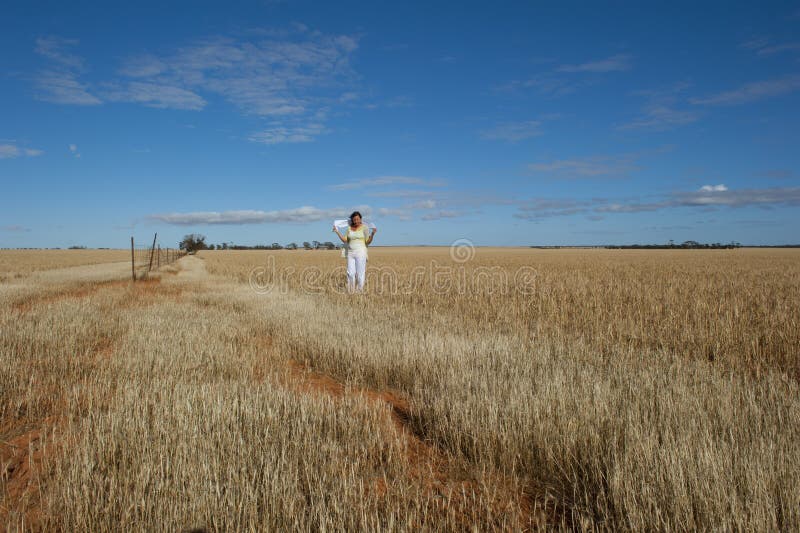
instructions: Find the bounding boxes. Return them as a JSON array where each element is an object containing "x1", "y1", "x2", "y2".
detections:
[{"x1": 348, "y1": 211, "x2": 362, "y2": 226}]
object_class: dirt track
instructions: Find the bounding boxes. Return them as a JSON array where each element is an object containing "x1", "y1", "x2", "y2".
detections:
[{"x1": 1, "y1": 255, "x2": 539, "y2": 530}]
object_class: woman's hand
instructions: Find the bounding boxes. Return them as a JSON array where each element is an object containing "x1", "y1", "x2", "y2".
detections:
[{"x1": 333, "y1": 226, "x2": 347, "y2": 243}]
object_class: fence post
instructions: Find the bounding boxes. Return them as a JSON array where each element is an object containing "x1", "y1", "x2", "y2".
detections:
[
  {"x1": 147, "y1": 233, "x2": 158, "y2": 273},
  {"x1": 131, "y1": 236, "x2": 136, "y2": 282},
  {"x1": 157, "y1": 245, "x2": 161, "y2": 269}
]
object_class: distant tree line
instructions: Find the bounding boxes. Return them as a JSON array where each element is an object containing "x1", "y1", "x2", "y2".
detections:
[
  {"x1": 180, "y1": 234, "x2": 341, "y2": 253},
  {"x1": 604, "y1": 240, "x2": 742, "y2": 250}
]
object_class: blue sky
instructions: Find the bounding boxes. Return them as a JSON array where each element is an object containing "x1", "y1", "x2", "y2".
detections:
[{"x1": 2, "y1": 1, "x2": 799, "y2": 248}]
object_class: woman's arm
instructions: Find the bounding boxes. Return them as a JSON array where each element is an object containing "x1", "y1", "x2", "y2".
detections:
[
  {"x1": 366, "y1": 227, "x2": 376, "y2": 245},
  {"x1": 333, "y1": 226, "x2": 347, "y2": 243}
]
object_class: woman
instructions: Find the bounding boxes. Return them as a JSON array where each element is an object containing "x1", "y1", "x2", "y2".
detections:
[{"x1": 333, "y1": 211, "x2": 376, "y2": 293}]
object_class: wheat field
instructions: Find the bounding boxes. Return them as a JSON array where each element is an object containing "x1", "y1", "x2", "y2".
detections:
[{"x1": 1, "y1": 248, "x2": 798, "y2": 531}]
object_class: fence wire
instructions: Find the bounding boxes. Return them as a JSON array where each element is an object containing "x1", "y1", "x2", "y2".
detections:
[{"x1": 131, "y1": 234, "x2": 185, "y2": 280}]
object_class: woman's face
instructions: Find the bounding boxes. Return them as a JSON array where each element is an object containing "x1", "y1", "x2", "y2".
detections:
[{"x1": 351, "y1": 214, "x2": 361, "y2": 226}]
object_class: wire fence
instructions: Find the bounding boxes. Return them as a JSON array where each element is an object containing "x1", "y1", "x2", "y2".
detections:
[{"x1": 131, "y1": 234, "x2": 185, "y2": 281}]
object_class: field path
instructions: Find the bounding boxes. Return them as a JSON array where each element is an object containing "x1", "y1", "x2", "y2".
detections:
[
  {"x1": 174, "y1": 254, "x2": 208, "y2": 281},
  {"x1": 2, "y1": 254, "x2": 539, "y2": 530},
  {"x1": 173, "y1": 254, "x2": 538, "y2": 526}
]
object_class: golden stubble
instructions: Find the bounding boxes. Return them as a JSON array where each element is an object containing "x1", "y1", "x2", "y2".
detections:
[{"x1": 1, "y1": 248, "x2": 798, "y2": 531}]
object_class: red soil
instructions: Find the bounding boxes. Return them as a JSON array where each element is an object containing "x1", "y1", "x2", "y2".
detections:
[{"x1": 281, "y1": 358, "x2": 542, "y2": 529}]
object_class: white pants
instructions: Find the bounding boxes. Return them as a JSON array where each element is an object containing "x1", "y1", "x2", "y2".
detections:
[{"x1": 346, "y1": 254, "x2": 367, "y2": 292}]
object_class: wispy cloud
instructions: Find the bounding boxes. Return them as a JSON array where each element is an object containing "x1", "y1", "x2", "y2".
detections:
[
  {"x1": 150, "y1": 205, "x2": 371, "y2": 225},
  {"x1": 699, "y1": 184, "x2": 727, "y2": 192},
  {"x1": 329, "y1": 176, "x2": 446, "y2": 191},
  {"x1": 741, "y1": 37, "x2": 800, "y2": 56},
  {"x1": 249, "y1": 123, "x2": 327, "y2": 144},
  {"x1": 36, "y1": 70, "x2": 102, "y2": 105},
  {"x1": 376, "y1": 207, "x2": 413, "y2": 220},
  {"x1": 69, "y1": 144, "x2": 81, "y2": 158},
  {"x1": 480, "y1": 120, "x2": 543, "y2": 142},
  {"x1": 0, "y1": 143, "x2": 44, "y2": 159},
  {"x1": 760, "y1": 169, "x2": 794, "y2": 179},
  {"x1": 365, "y1": 189, "x2": 438, "y2": 198},
  {"x1": 34, "y1": 36, "x2": 102, "y2": 105},
  {"x1": 619, "y1": 105, "x2": 698, "y2": 130},
  {"x1": 690, "y1": 75, "x2": 800, "y2": 105},
  {"x1": 35, "y1": 36, "x2": 84, "y2": 69},
  {"x1": 32, "y1": 27, "x2": 360, "y2": 143},
  {"x1": 529, "y1": 154, "x2": 639, "y2": 179},
  {"x1": 514, "y1": 186, "x2": 800, "y2": 220},
  {"x1": 556, "y1": 54, "x2": 632, "y2": 73},
  {"x1": 498, "y1": 54, "x2": 631, "y2": 97},
  {"x1": 496, "y1": 73, "x2": 590, "y2": 97},
  {"x1": 408, "y1": 199, "x2": 437, "y2": 209},
  {"x1": 669, "y1": 186, "x2": 800, "y2": 208},
  {"x1": 375, "y1": 205, "x2": 469, "y2": 222},
  {"x1": 103, "y1": 81, "x2": 206, "y2": 110},
  {"x1": 514, "y1": 199, "x2": 591, "y2": 220},
  {"x1": 1, "y1": 225, "x2": 32, "y2": 232},
  {"x1": 420, "y1": 209, "x2": 465, "y2": 221},
  {"x1": 618, "y1": 82, "x2": 699, "y2": 130},
  {"x1": 117, "y1": 30, "x2": 358, "y2": 116}
]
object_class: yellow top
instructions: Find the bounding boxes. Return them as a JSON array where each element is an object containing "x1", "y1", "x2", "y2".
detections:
[{"x1": 346, "y1": 225, "x2": 369, "y2": 257}]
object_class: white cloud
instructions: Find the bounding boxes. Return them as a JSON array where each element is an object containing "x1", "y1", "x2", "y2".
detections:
[
  {"x1": 408, "y1": 199, "x2": 437, "y2": 209},
  {"x1": 376, "y1": 207, "x2": 413, "y2": 220},
  {"x1": 1, "y1": 225, "x2": 31, "y2": 232},
  {"x1": 514, "y1": 186, "x2": 800, "y2": 220},
  {"x1": 499, "y1": 54, "x2": 630, "y2": 98},
  {"x1": 740, "y1": 37, "x2": 800, "y2": 56},
  {"x1": 556, "y1": 54, "x2": 632, "y2": 73},
  {"x1": 618, "y1": 82, "x2": 699, "y2": 131},
  {"x1": 150, "y1": 205, "x2": 371, "y2": 226},
  {"x1": 672, "y1": 187, "x2": 800, "y2": 207},
  {"x1": 480, "y1": 120, "x2": 543, "y2": 142},
  {"x1": 365, "y1": 189, "x2": 438, "y2": 198},
  {"x1": 529, "y1": 155, "x2": 638, "y2": 179},
  {"x1": 690, "y1": 76, "x2": 800, "y2": 105},
  {"x1": 514, "y1": 198, "x2": 591, "y2": 220},
  {"x1": 103, "y1": 82, "x2": 206, "y2": 110},
  {"x1": 69, "y1": 144, "x2": 77, "y2": 152},
  {"x1": 118, "y1": 54, "x2": 168, "y2": 77},
  {"x1": 619, "y1": 105, "x2": 699, "y2": 130},
  {"x1": 496, "y1": 73, "x2": 589, "y2": 97},
  {"x1": 32, "y1": 27, "x2": 360, "y2": 144},
  {"x1": 36, "y1": 70, "x2": 102, "y2": 105},
  {"x1": 756, "y1": 42, "x2": 800, "y2": 55},
  {"x1": 249, "y1": 123, "x2": 327, "y2": 144},
  {"x1": 594, "y1": 202, "x2": 664, "y2": 213},
  {"x1": 0, "y1": 143, "x2": 44, "y2": 159},
  {"x1": 35, "y1": 36, "x2": 84, "y2": 69},
  {"x1": 123, "y1": 31, "x2": 359, "y2": 117},
  {"x1": 329, "y1": 176, "x2": 446, "y2": 191},
  {"x1": 0, "y1": 144, "x2": 20, "y2": 159},
  {"x1": 420, "y1": 210, "x2": 464, "y2": 221},
  {"x1": 34, "y1": 37, "x2": 102, "y2": 106}
]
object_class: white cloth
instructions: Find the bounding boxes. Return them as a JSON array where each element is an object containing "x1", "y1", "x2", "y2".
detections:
[
  {"x1": 334, "y1": 218, "x2": 376, "y2": 231},
  {"x1": 346, "y1": 254, "x2": 367, "y2": 292}
]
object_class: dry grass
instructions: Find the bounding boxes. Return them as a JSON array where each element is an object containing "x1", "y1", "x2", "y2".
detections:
[
  {"x1": 1, "y1": 248, "x2": 798, "y2": 531},
  {"x1": 0, "y1": 250, "x2": 131, "y2": 281}
]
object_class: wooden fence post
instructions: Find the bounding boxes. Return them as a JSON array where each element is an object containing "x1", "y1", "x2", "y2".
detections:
[
  {"x1": 157, "y1": 245, "x2": 161, "y2": 269},
  {"x1": 131, "y1": 236, "x2": 135, "y2": 282},
  {"x1": 147, "y1": 233, "x2": 158, "y2": 273}
]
